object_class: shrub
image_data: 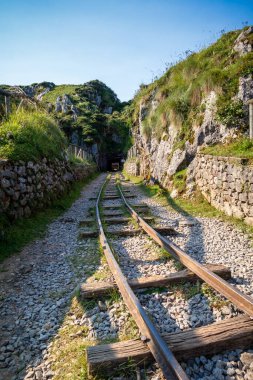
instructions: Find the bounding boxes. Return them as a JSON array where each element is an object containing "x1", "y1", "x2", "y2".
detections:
[
  {"x1": 0, "y1": 110, "x2": 67, "y2": 161},
  {"x1": 216, "y1": 99, "x2": 246, "y2": 129},
  {"x1": 173, "y1": 169, "x2": 187, "y2": 193}
]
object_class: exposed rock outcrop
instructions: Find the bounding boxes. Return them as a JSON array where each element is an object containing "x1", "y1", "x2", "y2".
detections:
[
  {"x1": 233, "y1": 26, "x2": 253, "y2": 56},
  {"x1": 125, "y1": 28, "x2": 253, "y2": 193},
  {"x1": 55, "y1": 94, "x2": 73, "y2": 113},
  {"x1": 126, "y1": 87, "x2": 237, "y2": 187}
]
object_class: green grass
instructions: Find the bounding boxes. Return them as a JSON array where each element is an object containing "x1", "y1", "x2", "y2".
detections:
[
  {"x1": 201, "y1": 283, "x2": 230, "y2": 309},
  {"x1": 122, "y1": 169, "x2": 144, "y2": 184},
  {"x1": 129, "y1": 27, "x2": 253, "y2": 144},
  {"x1": 201, "y1": 137, "x2": 253, "y2": 161},
  {"x1": 68, "y1": 154, "x2": 92, "y2": 165},
  {"x1": 138, "y1": 179, "x2": 222, "y2": 218},
  {"x1": 172, "y1": 168, "x2": 187, "y2": 193},
  {"x1": 42, "y1": 84, "x2": 78, "y2": 103},
  {"x1": 124, "y1": 172, "x2": 253, "y2": 238},
  {"x1": 0, "y1": 110, "x2": 67, "y2": 161},
  {"x1": 0, "y1": 173, "x2": 98, "y2": 263}
]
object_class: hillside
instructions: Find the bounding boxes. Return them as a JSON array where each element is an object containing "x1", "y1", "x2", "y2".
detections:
[
  {"x1": 125, "y1": 26, "x2": 253, "y2": 193},
  {"x1": 0, "y1": 80, "x2": 131, "y2": 169}
]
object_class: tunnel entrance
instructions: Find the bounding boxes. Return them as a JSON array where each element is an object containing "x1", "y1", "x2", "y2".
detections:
[{"x1": 106, "y1": 153, "x2": 125, "y2": 171}]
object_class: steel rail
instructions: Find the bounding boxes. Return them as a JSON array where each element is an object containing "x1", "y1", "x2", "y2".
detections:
[
  {"x1": 96, "y1": 178, "x2": 189, "y2": 380},
  {"x1": 117, "y1": 181, "x2": 253, "y2": 318}
]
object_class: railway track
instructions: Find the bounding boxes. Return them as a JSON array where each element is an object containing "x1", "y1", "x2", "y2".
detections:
[{"x1": 80, "y1": 174, "x2": 253, "y2": 379}]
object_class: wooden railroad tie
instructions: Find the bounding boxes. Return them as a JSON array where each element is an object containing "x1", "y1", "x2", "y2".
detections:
[
  {"x1": 86, "y1": 315, "x2": 253, "y2": 376},
  {"x1": 104, "y1": 216, "x2": 154, "y2": 224},
  {"x1": 106, "y1": 226, "x2": 176, "y2": 237},
  {"x1": 103, "y1": 210, "x2": 149, "y2": 217},
  {"x1": 79, "y1": 230, "x2": 98, "y2": 238},
  {"x1": 103, "y1": 204, "x2": 148, "y2": 210},
  {"x1": 79, "y1": 216, "x2": 154, "y2": 226},
  {"x1": 79, "y1": 226, "x2": 177, "y2": 238},
  {"x1": 103, "y1": 194, "x2": 136, "y2": 200},
  {"x1": 103, "y1": 211, "x2": 124, "y2": 217},
  {"x1": 79, "y1": 264, "x2": 231, "y2": 298}
]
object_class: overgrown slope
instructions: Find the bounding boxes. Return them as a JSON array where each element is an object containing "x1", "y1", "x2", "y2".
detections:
[
  {"x1": 125, "y1": 26, "x2": 253, "y2": 191},
  {"x1": 0, "y1": 80, "x2": 131, "y2": 168},
  {"x1": 0, "y1": 111, "x2": 67, "y2": 161}
]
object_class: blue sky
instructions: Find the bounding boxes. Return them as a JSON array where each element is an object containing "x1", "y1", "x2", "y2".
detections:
[{"x1": 0, "y1": 0, "x2": 253, "y2": 101}]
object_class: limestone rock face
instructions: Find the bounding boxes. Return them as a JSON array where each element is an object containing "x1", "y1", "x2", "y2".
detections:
[
  {"x1": 55, "y1": 94, "x2": 77, "y2": 117},
  {"x1": 124, "y1": 29, "x2": 253, "y2": 195},
  {"x1": 125, "y1": 72, "x2": 253, "y2": 192},
  {"x1": 237, "y1": 75, "x2": 253, "y2": 103},
  {"x1": 36, "y1": 88, "x2": 50, "y2": 101},
  {"x1": 61, "y1": 95, "x2": 72, "y2": 113},
  {"x1": 126, "y1": 89, "x2": 231, "y2": 188},
  {"x1": 233, "y1": 26, "x2": 253, "y2": 56},
  {"x1": 167, "y1": 149, "x2": 186, "y2": 176},
  {"x1": 55, "y1": 96, "x2": 62, "y2": 112}
]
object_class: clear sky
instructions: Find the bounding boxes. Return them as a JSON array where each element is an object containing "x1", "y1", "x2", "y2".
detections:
[{"x1": 1, "y1": 0, "x2": 253, "y2": 101}]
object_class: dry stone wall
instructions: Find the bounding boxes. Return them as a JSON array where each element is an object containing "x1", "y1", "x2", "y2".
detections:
[
  {"x1": 0, "y1": 158, "x2": 95, "y2": 220},
  {"x1": 124, "y1": 158, "x2": 140, "y2": 177},
  {"x1": 195, "y1": 154, "x2": 253, "y2": 225}
]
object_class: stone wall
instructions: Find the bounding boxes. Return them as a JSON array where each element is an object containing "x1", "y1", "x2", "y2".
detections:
[
  {"x1": 0, "y1": 158, "x2": 95, "y2": 220},
  {"x1": 124, "y1": 158, "x2": 140, "y2": 177},
  {"x1": 195, "y1": 154, "x2": 253, "y2": 225}
]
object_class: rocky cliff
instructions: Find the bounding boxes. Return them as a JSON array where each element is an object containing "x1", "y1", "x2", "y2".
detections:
[
  {"x1": 0, "y1": 80, "x2": 131, "y2": 169},
  {"x1": 125, "y1": 27, "x2": 253, "y2": 193}
]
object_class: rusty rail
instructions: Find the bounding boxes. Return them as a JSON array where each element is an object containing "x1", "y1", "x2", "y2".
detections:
[
  {"x1": 117, "y1": 181, "x2": 253, "y2": 318},
  {"x1": 96, "y1": 178, "x2": 189, "y2": 380}
]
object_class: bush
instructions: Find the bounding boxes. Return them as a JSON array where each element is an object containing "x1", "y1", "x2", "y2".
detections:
[
  {"x1": 216, "y1": 99, "x2": 246, "y2": 129},
  {"x1": 0, "y1": 110, "x2": 67, "y2": 161},
  {"x1": 173, "y1": 169, "x2": 187, "y2": 193}
]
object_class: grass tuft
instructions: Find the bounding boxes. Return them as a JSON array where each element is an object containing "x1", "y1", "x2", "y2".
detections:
[
  {"x1": 0, "y1": 110, "x2": 67, "y2": 161},
  {"x1": 201, "y1": 137, "x2": 253, "y2": 160}
]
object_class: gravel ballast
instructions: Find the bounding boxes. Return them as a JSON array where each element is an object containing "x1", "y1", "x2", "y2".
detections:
[
  {"x1": 119, "y1": 179, "x2": 253, "y2": 380},
  {"x1": 0, "y1": 174, "x2": 106, "y2": 380},
  {"x1": 1, "y1": 174, "x2": 253, "y2": 380}
]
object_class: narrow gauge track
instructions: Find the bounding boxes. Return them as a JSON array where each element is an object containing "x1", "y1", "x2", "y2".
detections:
[
  {"x1": 95, "y1": 176, "x2": 188, "y2": 380},
  {"x1": 84, "y1": 174, "x2": 253, "y2": 379}
]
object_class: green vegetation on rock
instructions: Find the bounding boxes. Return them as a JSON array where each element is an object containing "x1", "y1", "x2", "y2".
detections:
[
  {"x1": 201, "y1": 137, "x2": 253, "y2": 160},
  {"x1": 43, "y1": 80, "x2": 131, "y2": 160},
  {"x1": 129, "y1": 28, "x2": 253, "y2": 145},
  {"x1": 42, "y1": 84, "x2": 78, "y2": 103},
  {"x1": 124, "y1": 172, "x2": 253, "y2": 237},
  {"x1": 0, "y1": 110, "x2": 67, "y2": 161},
  {"x1": 0, "y1": 79, "x2": 132, "y2": 166},
  {"x1": 172, "y1": 168, "x2": 187, "y2": 193}
]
